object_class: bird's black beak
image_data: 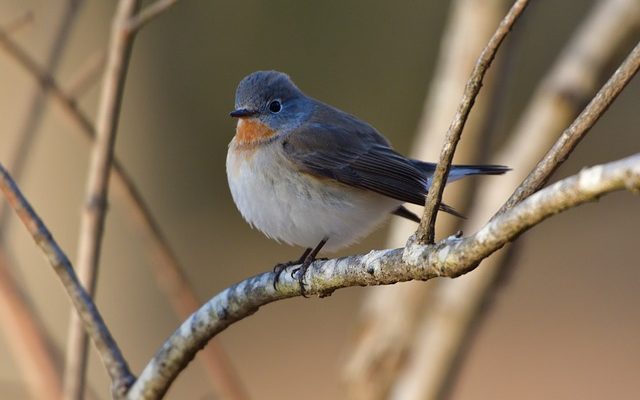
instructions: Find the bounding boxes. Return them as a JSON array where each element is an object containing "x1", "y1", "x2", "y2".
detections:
[{"x1": 229, "y1": 108, "x2": 257, "y2": 118}]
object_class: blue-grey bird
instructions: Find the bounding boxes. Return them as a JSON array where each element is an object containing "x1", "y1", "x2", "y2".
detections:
[{"x1": 226, "y1": 71, "x2": 508, "y2": 292}]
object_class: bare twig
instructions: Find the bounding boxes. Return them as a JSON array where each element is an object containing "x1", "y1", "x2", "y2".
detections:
[
  {"x1": 129, "y1": 153, "x2": 640, "y2": 399},
  {"x1": 417, "y1": 0, "x2": 530, "y2": 244},
  {"x1": 343, "y1": 0, "x2": 511, "y2": 397},
  {"x1": 65, "y1": 1, "x2": 141, "y2": 398},
  {"x1": 0, "y1": 164, "x2": 134, "y2": 398},
  {"x1": 0, "y1": 247, "x2": 62, "y2": 400},
  {"x1": 499, "y1": 40, "x2": 640, "y2": 212},
  {"x1": 392, "y1": 2, "x2": 640, "y2": 398},
  {"x1": 0, "y1": 24, "x2": 248, "y2": 400},
  {"x1": 125, "y1": 0, "x2": 182, "y2": 33}
]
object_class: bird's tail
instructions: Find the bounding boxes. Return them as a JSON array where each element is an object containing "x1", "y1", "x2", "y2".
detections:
[
  {"x1": 410, "y1": 161, "x2": 510, "y2": 183},
  {"x1": 406, "y1": 161, "x2": 510, "y2": 218},
  {"x1": 447, "y1": 163, "x2": 510, "y2": 181}
]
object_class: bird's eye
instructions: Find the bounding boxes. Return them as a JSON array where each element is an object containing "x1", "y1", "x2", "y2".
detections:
[{"x1": 268, "y1": 100, "x2": 282, "y2": 113}]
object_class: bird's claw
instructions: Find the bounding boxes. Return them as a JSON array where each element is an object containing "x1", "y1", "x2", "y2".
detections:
[{"x1": 272, "y1": 261, "x2": 296, "y2": 290}]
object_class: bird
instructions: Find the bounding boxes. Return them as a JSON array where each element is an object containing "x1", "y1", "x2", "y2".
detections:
[{"x1": 226, "y1": 70, "x2": 508, "y2": 294}]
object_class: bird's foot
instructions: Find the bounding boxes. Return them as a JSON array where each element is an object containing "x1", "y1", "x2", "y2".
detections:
[{"x1": 291, "y1": 258, "x2": 327, "y2": 297}]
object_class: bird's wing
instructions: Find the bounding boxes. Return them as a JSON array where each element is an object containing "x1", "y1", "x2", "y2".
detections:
[{"x1": 282, "y1": 116, "x2": 430, "y2": 207}]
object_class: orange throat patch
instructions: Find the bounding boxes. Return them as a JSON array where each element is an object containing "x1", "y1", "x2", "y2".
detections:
[{"x1": 234, "y1": 118, "x2": 276, "y2": 147}]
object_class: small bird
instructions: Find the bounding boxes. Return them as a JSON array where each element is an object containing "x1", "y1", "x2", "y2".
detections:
[{"x1": 226, "y1": 71, "x2": 508, "y2": 293}]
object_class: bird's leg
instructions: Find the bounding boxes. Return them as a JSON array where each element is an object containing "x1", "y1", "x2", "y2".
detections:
[
  {"x1": 272, "y1": 247, "x2": 312, "y2": 290},
  {"x1": 294, "y1": 238, "x2": 328, "y2": 297}
]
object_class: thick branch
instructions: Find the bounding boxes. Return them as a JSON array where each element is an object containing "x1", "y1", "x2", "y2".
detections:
[
  {"x1": 417, "y1": 0, "x2": 530, "y2": 244},
  {"x1": 0, "y1": 164, "x2": 134, "y2": 395},
  {"x1": 129, "y1": 154, "x2": 640, "y2": 399}
]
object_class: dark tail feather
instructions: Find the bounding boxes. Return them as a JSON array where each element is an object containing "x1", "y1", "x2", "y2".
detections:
[
  {"x1": 393, "y1": 203, "x2": 466, "y2": 222},
  {"x1": 450, "y1": 163, "x2": 511, "y2": 176},
  {"x1": 410, "y1": 160, "x2": 510, "y2": 177}
]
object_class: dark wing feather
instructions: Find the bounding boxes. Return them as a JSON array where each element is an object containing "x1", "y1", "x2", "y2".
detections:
[{"x1": 283, "y1": 105, "x2": 441, "y2": 206}]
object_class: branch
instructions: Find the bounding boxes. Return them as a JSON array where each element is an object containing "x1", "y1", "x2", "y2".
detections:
[
  {"x1": 417, "y1": 0, "x2": 530, "y2": 244},
  {"x1": 0, "y1": 20, "x2": 247, "y2": 400},
  {"x1": 128, "y1": 154, "x2": 640, "y2": 399},
  {"x1": 66, "y1": 0, "x2": 141, "y2": 398},
  {"x1": 499, "y1": 39, "x2": 640, "y2": 212},
  {"x1": 0, "y1": 164, "x2": 134, "y2": 397}
]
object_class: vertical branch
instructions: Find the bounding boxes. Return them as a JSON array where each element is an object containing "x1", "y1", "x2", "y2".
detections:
[
  {"x1": 416, "y1": 0, "x2": 530, "y2": 244},
  {"x1": 64, "y1": 1, "x2": 141, "y2": 399}
]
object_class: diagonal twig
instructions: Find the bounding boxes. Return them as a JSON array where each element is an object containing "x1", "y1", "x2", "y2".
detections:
[
  {"x1": 128, "y1": 153, "x2": 640, "y2": 399},
  {"x1": 0, "y1": 164, "x2": 135, "y2": 397},
  {"x1": 65, "y1": 0, "x2": 141, "y2": 398},
  {"x1": 498, "y1": 40, "x2": 640, "y2": 213},
  {"x1": 416, "y1": 0, "x2": 530, "y2": 244}
]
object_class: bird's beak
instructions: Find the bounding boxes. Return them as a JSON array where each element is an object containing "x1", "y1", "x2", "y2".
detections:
[{"x1": 229, "y1": 108, "x2": 258, "y2": 118}]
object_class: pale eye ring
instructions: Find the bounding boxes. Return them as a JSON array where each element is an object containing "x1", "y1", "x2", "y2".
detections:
[{"x1": 268, "y1": 99, "x2": 282, "y2": 113}]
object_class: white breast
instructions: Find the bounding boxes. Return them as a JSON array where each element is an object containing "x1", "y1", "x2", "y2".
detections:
[{"x1": 226, "y1": 140, "x2": 401, "y2": 252}]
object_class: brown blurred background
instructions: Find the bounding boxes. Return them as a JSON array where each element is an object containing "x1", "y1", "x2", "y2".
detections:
[{"x1": 0, "y1": 0, "x2": 639, "y2": 399}]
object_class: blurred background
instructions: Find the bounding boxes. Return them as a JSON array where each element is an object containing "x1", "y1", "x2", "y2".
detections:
[{"x1": 0, "y1": 0, "x2": 638, "y2": 399}]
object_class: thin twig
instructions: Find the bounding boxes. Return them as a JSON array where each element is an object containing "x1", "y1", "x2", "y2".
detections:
[
  {"x1": 416, "y1": 0, "x2": 530, "y2": 244},
  {"x1": 0, "y1": 23, "x2": 248, "y2": 400},
  {"x1": 128, "y1": 153, "x2": 640, "y2": 399},
  {"x1": 65, "y1": 1, "x2": 141, "y2": 398},
  {"x1": 0, "y1": 164, "x2": 135, "y2": 397},
  {"x1": 125, "y1": 0, "x2": 182, "y2": 33},
  {"x1": 498, "y1": 40, "x2": 640, "y2": 212}
]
